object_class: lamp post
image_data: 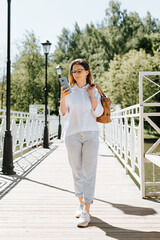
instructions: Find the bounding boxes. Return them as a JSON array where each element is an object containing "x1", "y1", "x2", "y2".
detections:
[
  {"x1": 41, "y1": 40, "x2": 52, "y2": 148},
  {"x1": 2, "y1": 0, "x2": 16, "y2": 175},
  {"x1": 56, "y1": 65, "x2": 63, "y2": 139}
]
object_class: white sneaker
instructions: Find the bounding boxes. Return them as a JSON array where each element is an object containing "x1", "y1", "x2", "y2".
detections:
[
  {"x1": 77, "y1": 209, "x2": 90, "y2": 227},
  {"x1": 75, "y1": 203, "x2": 84, "y2": 218}
]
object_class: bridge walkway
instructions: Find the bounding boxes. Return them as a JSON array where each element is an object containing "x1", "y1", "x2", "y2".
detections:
[{"x1": 0, "y1": 138, "x2": 160, "y2": 239}]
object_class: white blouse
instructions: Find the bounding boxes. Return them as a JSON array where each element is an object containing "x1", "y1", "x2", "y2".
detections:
[{"x1": 59, "y1": 83, "x2": 104, "y2": 139}]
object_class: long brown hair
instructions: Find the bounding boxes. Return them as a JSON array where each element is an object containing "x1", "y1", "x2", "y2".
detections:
[{"x1": 69, "y1": 59, "x2": 93, "y2": 86}]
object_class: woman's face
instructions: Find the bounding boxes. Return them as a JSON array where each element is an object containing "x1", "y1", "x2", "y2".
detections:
[{"x1": 72, "y1": 64, "x2": 89, "y2": 84}]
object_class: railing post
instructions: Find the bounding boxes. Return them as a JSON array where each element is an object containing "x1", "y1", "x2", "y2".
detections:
[
  {"x1": 119, "y1": 118, "x2": 123, "y2": 157},
  {"x1": 139, "y1": 72, "x2": 145, "y2": 198},
  {"x1": 124, "y1": 115, "x2": 128, "y2": 174}
]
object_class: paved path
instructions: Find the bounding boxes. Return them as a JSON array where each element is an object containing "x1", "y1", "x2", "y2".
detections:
[{"x1": 0, "y1": 138, "x2": 160, "y2": 240}]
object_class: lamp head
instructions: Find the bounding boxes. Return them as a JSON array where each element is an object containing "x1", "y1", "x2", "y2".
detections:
[
  {"x1": 56, "y1": 65, "x2": 63, "y2": 76},
  {"x1": 41, "y1": 40, "x2": 52, "y2": 54}
]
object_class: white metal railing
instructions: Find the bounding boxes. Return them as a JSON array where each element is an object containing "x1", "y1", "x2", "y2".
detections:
[
  {"x1": 101, "y1": 104, "x2": 141, "y2": 186},
  {"x1": 0, "y1": 109, "x2": 58, "y2": 166},
  {"x1": 101, "y1": 72, "x2": 160, "y2": 198}
]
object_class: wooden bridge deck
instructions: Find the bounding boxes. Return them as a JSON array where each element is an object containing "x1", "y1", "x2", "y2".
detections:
[{"x1": 0, "y1": 138, "x2": 160, "y2": 240}]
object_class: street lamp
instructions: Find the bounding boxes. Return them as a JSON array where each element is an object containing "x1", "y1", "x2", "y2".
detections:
[
  {"x1": 41, "y1": 40, "x2": 52, "y2": 148},
  {"x1": 2, "y1": 0, "x2": 16, "y2": 175},
  {"x1": 56, "y1": 65, "x2": 63, "y2": 139}
]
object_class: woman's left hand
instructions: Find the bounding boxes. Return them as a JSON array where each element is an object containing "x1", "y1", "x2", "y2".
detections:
[{"x1": 87, "y1": 84, "x2": 96, "y2": 98}]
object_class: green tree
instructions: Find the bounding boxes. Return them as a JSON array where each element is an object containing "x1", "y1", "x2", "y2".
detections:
[
  {"x1": 53, "y1": 28, "x2": 72, "y2": 63},
  {"x1": 10, "y1": 1, "x2": 160, "y2": 114},
  {"x1": 11, "y1": 31, "x2": 44, "y2": 111},
  {"x1": 103, "y1": 0, "x2": 160, "y2": 55},
  {"x1": 53, "y1": 0, "x2": 160, "y2": 80},
  {"x1": 101, "y1": 49, "x2": 158, "y2": 108},
  {"x1": 143, "y1": 12, "x2": 160, "y2": 34}
]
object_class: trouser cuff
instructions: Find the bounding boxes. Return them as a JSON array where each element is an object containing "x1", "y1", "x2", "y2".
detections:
[
  {"x1": 75, "y1": 192, "x2": 83, "y2": 197},
  {"x1": 82, "y1": 197, "x2": 93, "y2": 204}
]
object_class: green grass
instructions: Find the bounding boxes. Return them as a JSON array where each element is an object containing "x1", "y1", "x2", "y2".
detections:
[{"x1": 144, "y1": 129, "x2": 159, "y2": 139}]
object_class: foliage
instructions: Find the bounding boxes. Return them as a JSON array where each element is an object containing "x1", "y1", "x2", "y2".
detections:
[
  {"x1": 53, "y1": 0, "x2": 160, "y2": 83},
  {"x1": 11, "y1": 31, "x2": 44, "y2": 111},
  {"x1": 6, "y1": 0, "x2": 160, "y2": 114},
  {"x1": 101, "y1": 49, "x2": 160, "y2": 108}
]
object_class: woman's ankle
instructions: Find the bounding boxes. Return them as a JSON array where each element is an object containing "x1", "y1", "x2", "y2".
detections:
[
  {"x1": 84, "y1": 203, "x2": 90, "y2": 213},
  {"x1": 78, "y1": 196, "x2": 83, "y2": 203}
]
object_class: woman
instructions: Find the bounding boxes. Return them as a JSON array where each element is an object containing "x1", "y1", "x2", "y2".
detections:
[{"x1": 60, "y1": 59, "x2": 103, "y2": 227}]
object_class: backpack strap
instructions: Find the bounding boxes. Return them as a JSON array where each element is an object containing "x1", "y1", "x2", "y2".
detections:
[{"x1": 94, "y1": 83, "x2": 106, "y2": 98}]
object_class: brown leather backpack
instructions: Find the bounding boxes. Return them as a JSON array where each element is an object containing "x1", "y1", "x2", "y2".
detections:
[{"x1": 91, "y1": 84, "x2": 111, "y2": 124}]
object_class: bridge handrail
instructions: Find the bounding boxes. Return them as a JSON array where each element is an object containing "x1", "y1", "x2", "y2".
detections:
[
  {"x1": 0, "y1": 109, "x2": 59, "y2": 166},
  {"x1": 100, "y1": 71, "x2": 160, "y2": 198},
  {"x1": 111, "y1": 104, "x2": 140, "y2": 118}
]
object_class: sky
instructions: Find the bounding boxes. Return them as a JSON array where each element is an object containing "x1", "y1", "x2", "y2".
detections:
[{"x1": 0, "y1": 0, "x2": 160, "y2": 77}]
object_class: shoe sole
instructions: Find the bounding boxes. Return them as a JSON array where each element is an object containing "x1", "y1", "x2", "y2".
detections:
[
  {"x1": 75, "y1": 211, "x2": 83, "y2": 218},
  {"x1": 77, "y1": 220, "x2": 90, "y2": 227},
  {"x1": 77, "y1": 223, "x2": 89, "y2": 227}
]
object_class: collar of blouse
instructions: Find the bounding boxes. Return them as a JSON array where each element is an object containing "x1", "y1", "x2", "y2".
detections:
[{"x1": 73, "y1": 83, "x2": 89, "y2": 90}]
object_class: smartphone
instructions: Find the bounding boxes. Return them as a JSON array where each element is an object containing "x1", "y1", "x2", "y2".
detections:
[{"x1": 59, "y1": 77, "x2": 71, "y2": 93}]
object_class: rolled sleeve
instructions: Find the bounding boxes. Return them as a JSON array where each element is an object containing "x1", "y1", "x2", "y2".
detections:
[
  {"x1": 91, "y1": 89, "x2": 104, "y2": 118},
  {"x1": 59, "y1": 108, "x2": 69, "y2": 120}
]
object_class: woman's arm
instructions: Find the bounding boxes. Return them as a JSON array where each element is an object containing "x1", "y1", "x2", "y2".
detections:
[
  {"x1": 60, "y1": 86, "x2": 70, "y2": 116},
  {"x1": 87, "y1": 85, "x2": 98, "y2": 110},
  {"x1": 60, "y1": 98, "x2": 67, "y2": 116},
  {"x1": 89, "y1": 96, "x2": 98, "y2": 110},
  {"x1": 88, "y1": 85, "x2": 104, "y2": 117}
]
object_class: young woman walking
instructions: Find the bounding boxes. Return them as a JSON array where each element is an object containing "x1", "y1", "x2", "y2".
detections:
[{"x1": 60, "y1": 59, "x2": 103, "y2": 227}]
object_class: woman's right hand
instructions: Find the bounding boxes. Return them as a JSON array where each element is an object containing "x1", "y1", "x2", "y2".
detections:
[
  {"x1": 60, "y1": 86, "x2": 71, "y2": 101},
  {"x1": 60, "y1": 86, "x2": 70, "y2": 116}
]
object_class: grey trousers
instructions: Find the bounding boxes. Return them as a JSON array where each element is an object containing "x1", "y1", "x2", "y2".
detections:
[{"x1": 65, "y1": 131, "x2": 99, "y2": 204}]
